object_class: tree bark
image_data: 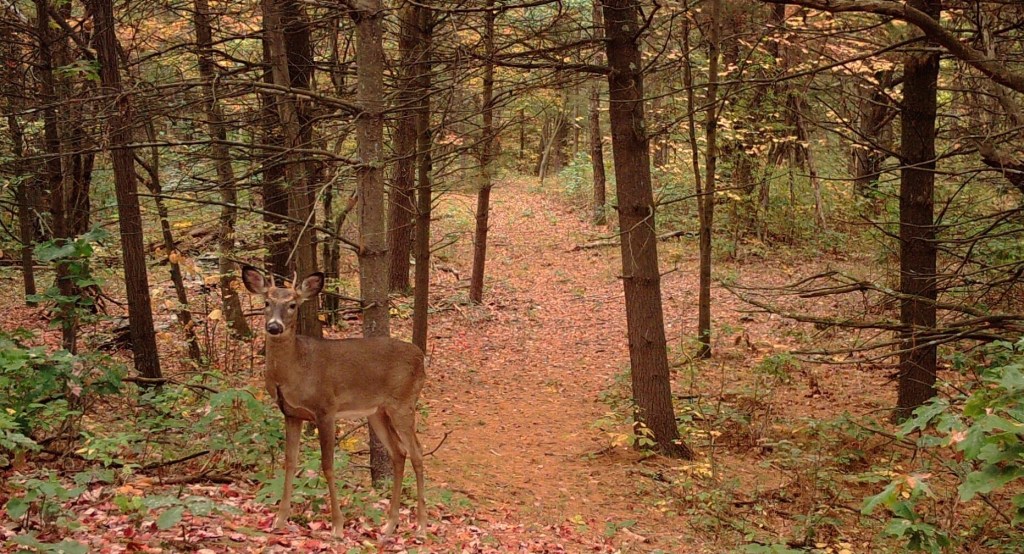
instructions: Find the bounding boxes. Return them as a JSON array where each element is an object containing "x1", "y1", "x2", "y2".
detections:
[
  {"x1": 852, "y1": 70, "x2": 895, "y2": 200},
  {"x1": 259, "y1": 37, "x2": 291, "y2": 281},
  {"x1": 3, "y1": 86, "x2": 37, "y2": 304},
  {"x1": 589, "y1": 0, "x2": 607, "y2": 226},
  {"x1": 412, "y1": 7, "x2": 433, "y2": 353},
  {"x1": 603, "y1": 0, "x2": 693, "y2": 459},
  {"x1": 350, "y1": 0, "x2": 392, "y2": 483},
  {"x1": 894, "y1": 0, "x2": 940, "y2": 421},
  {"x1": 139, "y1": 122, "x2": 204, "y2": 366},
  {"x1": 262, "y1": 0, "x2": 320, "y2": 338},
  {"x1": 35, "y1": 0, "x2": 78, "y2": 351},
  {"x1": 89, "y1": 0, "x2": 162, "y2": 379},
  {"x1": 469, "y1": 0, "x2": 496, "y2": 305},
  {"x1": 697, "y1": 0, "x2": 721, "y2": 359},
  {"x1": 194, "y1": 0, "x2": 250, "y2": 337},
  {"x1": 387, "y1": 4, "x2": 420, "y2": 294}
]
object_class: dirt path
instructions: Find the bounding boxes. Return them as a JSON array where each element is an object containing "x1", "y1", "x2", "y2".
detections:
[{"x1": 419, "y1": 179, "x2": 703, "y2": 552}]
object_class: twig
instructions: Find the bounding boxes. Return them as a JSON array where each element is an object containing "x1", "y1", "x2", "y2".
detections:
[
  {"x1": 141, "y1": 450, "x2": 210, "y2": 471},
  {"x1": 122, "y1": 376, "x2": 219, "y2": 395},
  {"x1": 159, "y1": 470, "x2": 234, "y2": 485},
  {"x1": 425, "y1": 430, "x2": 452, "y2": 457}
]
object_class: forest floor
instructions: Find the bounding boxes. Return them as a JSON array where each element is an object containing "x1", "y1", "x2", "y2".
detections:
[{"x1": 1, "y1": 177, "x2": 901, "y2": 553}]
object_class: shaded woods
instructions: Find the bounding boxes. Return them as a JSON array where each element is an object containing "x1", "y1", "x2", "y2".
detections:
[{"x1": 1, "y1": 0, "x2": 1022, "y2": 552}]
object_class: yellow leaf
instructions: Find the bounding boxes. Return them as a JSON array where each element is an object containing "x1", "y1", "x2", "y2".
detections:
[
  {"x1": 168, "y1": 251, "x2": 181, "y2": 264},
  {"x1": 204, "y1": 275, "x2": 221, "y2": 286},
  {"x1": 208, "y1": 309, "x2": 223, "y2": 321}
]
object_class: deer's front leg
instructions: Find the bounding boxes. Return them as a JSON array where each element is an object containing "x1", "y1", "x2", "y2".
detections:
[
  {"x1": 276, "y1": 416, "x2": 303, "y2": 529},
  {"x1": 315, "y1": 414, "x2": 344, "y2": 537}
]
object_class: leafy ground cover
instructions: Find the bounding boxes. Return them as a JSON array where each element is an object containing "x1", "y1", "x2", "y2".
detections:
[{"x1": 1, "y1": 178, "x2": 1019, "y2": 553}]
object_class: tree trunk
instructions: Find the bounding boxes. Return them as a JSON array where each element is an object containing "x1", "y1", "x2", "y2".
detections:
[
  {"x1": 259, "y1": 37, "x2": 291, "y2": 281},
  {"x1": 697, "y1": 0, "x2": 721, "y2": 360},
  {"x1": 35, "y1": 0, "x2": 78, "y2": 351},
  {"x1": 387, "y1": 4, "x2": 420, "y2": 295},
  {"x1": 4, "y1": 93, "x2": 37, "y2": 305},
  {"x1": 589, "y1": 0, "x2": 607, "y2": 226},
  {"x1": 852, "y1": 70, "x2": 896, "y2": 201},
  {"x1": 894, "y1": 0, "x2": 941, "y2": 422},
  {"x1": 603, "y1": 0, "x2": 693, "y2": 460},
  {"x1": 194, "y1": 0, "x2": 250, "y2": 337},
  {"x1": 262, "y1": 0, "x2": 320, "y2": 338},
  {"x1": 683, "y1": 0, "x2": 703, "y2": 253},
  {"x1": 350, "y1": 0, "x2": 392, "y2": 484},
  {"x1": 140, "y1": 122, "x2": 204, "y2": 366},
  {"x1": 89, "y1": 0, "x2": 162, "y2": 379},
  {"x1": 469, "y1": 0, "x2": 495, "y2": 305},
  {"x1": 412, "y1": 7, "x2": 433, "y2": 352}
]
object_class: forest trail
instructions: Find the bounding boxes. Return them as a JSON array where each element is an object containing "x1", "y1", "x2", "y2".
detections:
[{"x1": 419, "y1": 177, "x2": 701, "y2": 552}]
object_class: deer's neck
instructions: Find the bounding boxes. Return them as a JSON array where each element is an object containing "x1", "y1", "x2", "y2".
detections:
[{"x1": 264, "y1": 334, "x2": 301, "y2": 385}]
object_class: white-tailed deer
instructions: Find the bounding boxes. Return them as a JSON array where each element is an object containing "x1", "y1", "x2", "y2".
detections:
[{"x1": 241, "y1": 266, "x2": 426, "y2": 537}]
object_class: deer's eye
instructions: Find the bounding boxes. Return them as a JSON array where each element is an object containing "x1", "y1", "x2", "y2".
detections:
[{"x1": 288, "y1": 303, "x2": 297, "y2": 310}]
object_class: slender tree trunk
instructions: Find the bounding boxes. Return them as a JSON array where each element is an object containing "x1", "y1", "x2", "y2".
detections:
[
  {"x1": 469, "y1": 0, "x2": 495, "y2": 305},
  {"x1": 411, "y1": 7, "x2": 433, "y2": 352},
  {"x1": 853, "y1": 70, "x2": 895, "y2": 201},
  {"x1": 589, "y1": 0, "x2": 607, "y2": 226},
  {"x1": 683, "y1": 0, "x2": 703, "y2": 239},
  {"x1": 259, "y1": 38, "x2": 291, "y2": 281},
  {"x1": 263, "y1": 0, "x2": 320, "y2": 338},
  {"x1": 5, "y1": 100, "x2": 37, "y2": 305},
  {"x1": 518, "y1": 107, "x2": 526, "y2": 163},
  {"x1": 350, "y1": 0, "x2": 392, "y2": 483},
  {"x1": 387, "y1": 4, "x2": 420, "y2": 294},
  {"x1": 894, "y1": 0, "x2": 941, "y2": 422},
  {"x1": 35, "y1": 0, "x2": 78, "y2": 351},
  {"x1": 697, "y1": 0, "x2": 721, "y2": 359},
  {"x1": 603, "y1": 0, "x2": 693, "y2": 459},
  {"x1": 89, "y1": 0, "x2": 162, "y2": 379},
  {"x1": 140, "y1": 122, "x2": 204, "y2": 366},
  {"x1": 194, "y1": 0, "x2": 250, "y2": 337}
]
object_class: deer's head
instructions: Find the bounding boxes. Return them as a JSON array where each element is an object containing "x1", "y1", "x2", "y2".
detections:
[{"x1": 241, "y1": 266, "x2": 324, "y2": 336}]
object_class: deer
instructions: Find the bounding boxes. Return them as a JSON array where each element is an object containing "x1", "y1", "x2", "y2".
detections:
[{"x1": 240, "y1": 266, "x2": 427, "y2": 537}]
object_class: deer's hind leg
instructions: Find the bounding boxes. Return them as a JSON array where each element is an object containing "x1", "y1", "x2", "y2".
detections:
[
  {"x1": 388, "y1": 407, "x2": 426, "y2": 533},
  {"x1": 368, "y1": 410, "x2": 406, "y2": 535}
]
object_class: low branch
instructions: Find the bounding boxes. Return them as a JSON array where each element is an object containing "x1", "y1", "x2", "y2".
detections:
[{"x1": 570, "y1": 230, "x2": 695, "y2": 251}]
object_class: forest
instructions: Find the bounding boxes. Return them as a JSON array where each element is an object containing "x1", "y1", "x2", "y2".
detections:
[{"x1": 0, "y1": 0, "x2": 1022, "y2": 552}]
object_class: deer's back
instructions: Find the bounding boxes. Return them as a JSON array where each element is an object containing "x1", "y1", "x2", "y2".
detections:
[{"x1": 284, "y1": 335, "x2": 425, "y2": 411}]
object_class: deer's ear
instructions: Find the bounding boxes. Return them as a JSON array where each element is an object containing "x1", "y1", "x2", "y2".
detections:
[
  {"x1": 241, "y1": 266, "x2": 269, "y2": 294},
  {"x1": 297, "y1": 272, "x2": 325, "y2": 300}
]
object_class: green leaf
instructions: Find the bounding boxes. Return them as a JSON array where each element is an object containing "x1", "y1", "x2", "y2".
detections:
[
  {"x1": 156, "y1": 505, "x2": 184, "y2": 530},
  {"x1": 6, "y1": 496, "x2": 30, "y2": 519},
  {"x1": 52, "y1": 540, "x2": 89, "y2": 554},
  {"x1": 35, "y1": 242, "x2": 77, "y2": 262},
  {"x1": 959, "y1": 465, "x2": 1024, "y2": 501},
  {"x1": 999, "y1": 366, "x2": 1024, "y2": 391},
  {"x1": 899, "y1": 399, "x2": 948, "y2": 435},
  {"x1": 862, "y1": 480, "x2": 899, "y2": 515}
]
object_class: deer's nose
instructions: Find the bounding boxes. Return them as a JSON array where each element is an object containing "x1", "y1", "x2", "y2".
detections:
[{"x1": 266, "y1": 321, "x2": 284, "y2": 335}]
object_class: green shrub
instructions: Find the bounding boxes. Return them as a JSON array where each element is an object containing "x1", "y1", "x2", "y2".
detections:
[
  {"x1": 862, "y1": 339, "x2": 1024, "y2": 552},
  {"x1": 0, "y1": 330, "x2": 123, "y2": 465}
]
